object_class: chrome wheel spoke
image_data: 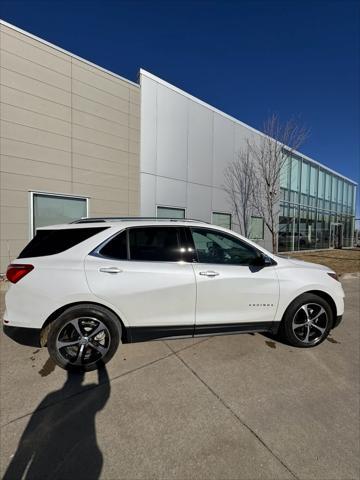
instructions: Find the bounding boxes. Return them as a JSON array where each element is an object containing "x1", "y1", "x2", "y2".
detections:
[
  {"x1": 303, "y1": 324, "x2": 311, "y2": 343},
  {"x1": 293, "y1": 321, "x2": 308, "y2": 330},
  {"x1": 69, "y1": 318, "x2": 83, "y2": 337},
  {"x1": 88, "y1": 322, "x2": 106, "y2": 339},
  {"x1": 57, "y1": 339, "x2": 81, "y2": 349},
  {"x1": 89, "y1": 341, "x2": 108, "y2": 356},
  {"x1": 311, "y1": 323, "x2": 326, "y2": 334},
  {"x1": 301, "y1": 305, "x2": 310, "y2": 319},
  {"x1": 311, "y1": 307, "x2": 325, "y2": 322}
]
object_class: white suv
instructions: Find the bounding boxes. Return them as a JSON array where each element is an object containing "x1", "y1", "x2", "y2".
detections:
[{"x1": 3, "y1": 218, "x2": 344, "y2": 371}]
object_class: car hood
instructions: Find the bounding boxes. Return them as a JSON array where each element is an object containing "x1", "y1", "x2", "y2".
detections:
[{"x1": 275, "y1": 256, "x2": 333, "y2": 272}]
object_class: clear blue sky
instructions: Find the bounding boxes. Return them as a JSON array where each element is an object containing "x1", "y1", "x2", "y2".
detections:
[{"x1": 1, "y1": 0, "x2": 359, "y2": 215}]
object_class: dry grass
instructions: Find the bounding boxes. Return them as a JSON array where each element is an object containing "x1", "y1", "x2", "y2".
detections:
[{"x1": 285, "y1": 248, "x2": 360, "y2": 276}]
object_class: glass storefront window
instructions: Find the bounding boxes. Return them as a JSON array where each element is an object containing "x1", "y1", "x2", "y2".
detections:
[
  {"x1": 212, "y1": 212, "x2": 232, "y2": 229},
  {"x1": 32, "y1": 193, "x2": 88, "y2": 235},
  {"x1": 249, "y1": 216, "x2": 264, "y2": 240},
  {"x1": 157, "y1": 206, "x2": 185, "y2": 219}
]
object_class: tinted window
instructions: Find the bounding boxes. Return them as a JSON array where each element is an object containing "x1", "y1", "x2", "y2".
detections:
[
  {"x1": 18, "y1": 228, "x2": 108, "y2": 258},
  {"x1": 129, "y1": 227, "x2": 183, "y2": 262},
  {"x1": 191, "y1": 228, "x2": 259, "y2": 265},
  {"x1": 99, "y1": 230, "x2": 127, "y2": 260}
]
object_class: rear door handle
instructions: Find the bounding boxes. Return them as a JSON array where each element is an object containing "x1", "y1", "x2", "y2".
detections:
[
  {"x1": 199, "y1": 270, "x2": 220, "y2": 277},
  {"x1": 99, "y1": 267, "x2": 123, "y2": 274}
]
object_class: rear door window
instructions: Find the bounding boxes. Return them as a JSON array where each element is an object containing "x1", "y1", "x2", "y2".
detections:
[
  {"x1": 129, "y1": 227, "x2": 186, "y2": 262},
  {"x1": 98, "y1": 230, "x2": 128, "y2": 260},
  {"x1": 18, "y1": 227, "x2": 108, "y2": 258}
]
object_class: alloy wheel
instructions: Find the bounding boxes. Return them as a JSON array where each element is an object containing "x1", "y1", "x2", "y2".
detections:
[
  {"x1": 292, "y1": 303, "x2": 328, "y2": 345},
  {"x1": 55, "y1": 317, "x2": 110, "y2": 366}
]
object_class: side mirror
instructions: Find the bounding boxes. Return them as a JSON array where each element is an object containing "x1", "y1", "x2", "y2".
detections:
[{"x1": 250, "y1": 254, "x2": 274, "y2": 267}]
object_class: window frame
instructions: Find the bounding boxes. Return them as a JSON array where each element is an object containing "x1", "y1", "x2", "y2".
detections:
[
  {"x1": 93, "y1": 225, "x2": 195, "y2": 263},
  {"x1": 249, "y1": 216, "x2": 264, "y2": 240},
  {"x1": 211, "y1": 211, "x2": 232, "y2": 229},
  {"x1": 156, "y1": 205, "x2": 186, "y2": 219},
  {"x1": 188, "y1": 226, "x2": 264, "y2": 266},
  {"x1": 30, "y1": 191, "x2": 89, "y2": 239}
]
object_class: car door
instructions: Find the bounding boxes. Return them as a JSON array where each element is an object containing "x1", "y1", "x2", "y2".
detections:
[
  {"x1": 188, "y1": 227, "x2": 279, "y2": 332},
  {"x1": 85, "y1": 226, "x2": 196, "y2": 337}
]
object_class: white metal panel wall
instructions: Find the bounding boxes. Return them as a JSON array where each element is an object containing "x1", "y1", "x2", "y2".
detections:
[{"x1": 139, "y1": 71, "x2": 272, "y2": 249}]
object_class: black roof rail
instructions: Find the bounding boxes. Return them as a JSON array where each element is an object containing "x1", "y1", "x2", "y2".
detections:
[{"x1": 71, "y1": 216, "x2": 208, "y2": 224}]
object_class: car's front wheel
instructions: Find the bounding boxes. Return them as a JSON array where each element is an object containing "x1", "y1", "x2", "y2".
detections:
[
  {"x1": 47, "y1": 304, "x2": 120, "y2": 371},
  {"x1": 280, "y1": 293, "x2": 333, "y2": 347}
]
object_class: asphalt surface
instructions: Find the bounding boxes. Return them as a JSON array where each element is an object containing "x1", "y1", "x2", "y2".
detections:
[{"x1": 0, "y1": 276, "x2": 359, "y2": 480}]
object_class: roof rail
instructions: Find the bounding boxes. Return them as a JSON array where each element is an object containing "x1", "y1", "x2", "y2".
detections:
[{"x1": 71, "y1": 216, "x2": 208, "y2": 224}]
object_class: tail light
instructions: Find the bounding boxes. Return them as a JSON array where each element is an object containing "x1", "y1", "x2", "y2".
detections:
[{"x1": 6, "y1": 264, "x2": 34, "y2": 284}]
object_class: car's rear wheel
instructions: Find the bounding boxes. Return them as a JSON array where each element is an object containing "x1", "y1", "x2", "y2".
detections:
[
  {"x1": 280, "y1": 293, "x2": 332, "y2": 348},
  {"x1": 47, "y1": 304, "x2": 120, "y2": 371}
]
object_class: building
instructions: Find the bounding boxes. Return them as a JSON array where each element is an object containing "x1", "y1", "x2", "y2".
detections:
[{"x1": 0, "y1": 20, "x2": 357, "y2": 272}]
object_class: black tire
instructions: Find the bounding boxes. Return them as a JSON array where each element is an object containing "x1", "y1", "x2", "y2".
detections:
[
  {"x1": 279, "y1": 293, "x2": 333, "y2": 348},
  {"x1": 47, "y1": 304, "x2": 121, "y2": 371}
]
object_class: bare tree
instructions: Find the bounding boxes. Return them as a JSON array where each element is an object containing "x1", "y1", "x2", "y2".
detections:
[
  {"x1": 224, "y1": 147, "x2": 256, "y2": 237},
  {"x1": 249, "y1": 114, "x2": 308, "y2": 253}
]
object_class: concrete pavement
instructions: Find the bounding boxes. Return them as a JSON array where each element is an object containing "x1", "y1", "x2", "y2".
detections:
[{"x1": 0, "y1": 277, "x2": 359, "y2": 479}]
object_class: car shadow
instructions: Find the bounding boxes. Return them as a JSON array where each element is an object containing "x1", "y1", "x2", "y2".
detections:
[{"x1": 3, "y1": 365, "x2": 110, "y2": 480}]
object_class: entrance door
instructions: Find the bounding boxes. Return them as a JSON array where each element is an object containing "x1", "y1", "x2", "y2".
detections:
[{"x1": 330, "y1": 223, "x2": 343, "y2": 249}]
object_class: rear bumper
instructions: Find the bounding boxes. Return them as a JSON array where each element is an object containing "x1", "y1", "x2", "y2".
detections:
[
  {"x1": 3, "y1": 325, "x2": 41, "y2": 347},
  {"x1": 332, "y1": 315, "x2": 343, "y2": 329}
]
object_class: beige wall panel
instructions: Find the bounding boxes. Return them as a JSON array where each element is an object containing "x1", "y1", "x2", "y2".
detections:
[
  {"x1": 72, "y1": 153, "x2": 128, "y2": 176},
  {"x1": 129, "y1": 102, "x2": 140, "y2": 117},
  {"x1": 1, "y1": 121, "x2": 71, "y2": 151},
  {"x1": 1, "y1": 172, "x2": 72, "y2": 194},
  {"x1": 128, "y1": 190, "x2": 139, "y2": 204},
  {"x1": 1, "y1": 222, "x2": 28, "y2": 240},
  {"x1": 1, "y1": 50, "x2": 71, "y2": 91},
  {"x1": 72, "y1": 109, "x2": 129, "y2": 139},
  {"x1": 128, "y1": 178, "x2": 139, "y2": 191},
  {"x1": 88, "y1": 198, "x2": 130, "y2": 214},
  {"x1": 1, "y1": 156, "x2": 71, "y2": 182},
  {"x1": 0, "y1": 29, "x2": 71, "y2": 74},
  {"x1": 129, "y1": 115, "x2": 140, "y2": 130},
  {"x1": 1, "y1": 138, "x2": 71, "y2": 167},
  {"x1": 1, "y1": 85, "x2": 71, "y2": 121},
  {"x1": 129, "y1": 164, "x2": 140, "y2": 179},
  {"x1": 71, "y1": 94, "x2": 129, "y2": 126},
  {"x1": 1, "y1": 69, "x2": 71, "y2": 106},
  {"x1": 0, "y1": 24, "x2": 70, "y2": 60},
  {"x1": 72, "y1": 79, "x2": 129, "y2": 114},
  {"x1": 0, "y1": 205, "x2": 28, "y2": 224},
  {"x1": 72, "y1": 138, "x2": 129, "y2": 163},
  {"x1": 129, "y1": 141, "x2": 139, "y2": 155},
  {"x1": 128, "y1": 152, "x2": 139, "y2": 168},
  {"x1": 1, "y1": 243, "x2": 28, "y2": 268},
  {"x1": 72, "y1": 182, "x2": 129, "y2": 203},
  {"x1": 72, "y1": 124, "x2": 128, "y2": 152},
  {"x1": 72, "y1": 168, "x2": 129, "y2": 189},
  {"x1": 0, "y1": 188, "x2": 28, "y2": 207},
  {"x1": 130, "y1": 89, "x2": 140, "y2": 105},
  {"x1": 129, "y1": 127, "x2": 139, "y2": 142},
  {"x1": 90, "y1": 204, "x2": 129, "y2": 216},
  {"x1": 128, "y1": 203, "x2": 139, "y2": 215},
  {"x1": 72, "y1": 64, "x2": 129, "y2": 101},
  {"x1": 1, "y1": 103, "x2": 71, "y2": 136}
]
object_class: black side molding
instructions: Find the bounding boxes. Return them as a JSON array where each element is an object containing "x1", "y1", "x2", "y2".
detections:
[{"x1": 128, "y1": 321, "x2": 280, "y2": 343}]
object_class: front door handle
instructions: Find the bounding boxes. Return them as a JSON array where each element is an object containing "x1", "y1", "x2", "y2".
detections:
[
  {"x1": 199, "y1": 270, "x2": 220, "y2": 277},
  {"x1": 99, "y1": 267, "x2": 123, "y2": 274}
]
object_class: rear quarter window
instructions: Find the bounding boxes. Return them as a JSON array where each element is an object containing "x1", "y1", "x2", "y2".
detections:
[{"x1": 18, "y1": 227, "x2": 109, "y2": 258}]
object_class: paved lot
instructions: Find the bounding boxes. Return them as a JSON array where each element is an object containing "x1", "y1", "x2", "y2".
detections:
[{"x1": 0, "y1": 276, "x2": 359, "y2": 480}]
